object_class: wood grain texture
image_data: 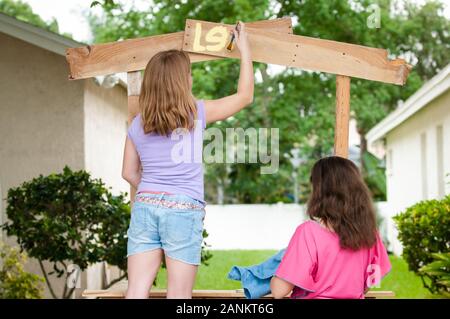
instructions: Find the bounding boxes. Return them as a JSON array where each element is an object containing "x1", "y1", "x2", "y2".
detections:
[
  {"x1": 66, "y1": 18, "x2": 292, "y2": 80},
  {"x1": 334, "y1": 75, "x2": 351, "y2": 158},
  {"x1": 81, "y1": 289, "x2": 395, "y2": 299},
  {"x1": 183, "y1": 19, "x2": 411, "y2": 85}
]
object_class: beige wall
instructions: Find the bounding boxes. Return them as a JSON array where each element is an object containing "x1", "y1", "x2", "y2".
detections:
[
  {"x1": 83, "y1": 79, "x2": 129, "y2": 290},
  {"x1": 0, "y1": 32, "x2": 129, "y2": 298},
  {"x1": 385, "y1": 89, "x2": 450, "y2": 255},
  {"x1": 83, "y1": 78, "x2": 129, "y2": 194},
  {"x1": 0, "y1": 32, "x2": 86, "y2": 298}
]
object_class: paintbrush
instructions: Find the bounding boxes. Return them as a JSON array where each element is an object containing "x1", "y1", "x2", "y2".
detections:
[{"x1": 226, "y1": 21, "x2": 241, "y2": 51}]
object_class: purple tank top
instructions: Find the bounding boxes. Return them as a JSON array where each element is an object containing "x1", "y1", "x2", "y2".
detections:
[{"x1": 127, "y1": 100, "x2": 206, "y2": 203}]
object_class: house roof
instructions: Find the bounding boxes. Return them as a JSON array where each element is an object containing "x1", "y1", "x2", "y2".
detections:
[
  {"x1": 367, "y1": 63, "x2": 450, "y2": 145},
  {"x1": 0, "y1": 12, "x2": 127, "y2": 88}
]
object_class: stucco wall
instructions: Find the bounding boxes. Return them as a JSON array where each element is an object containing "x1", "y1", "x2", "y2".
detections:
[
  {"x1": 83, "y1": 78, "x2": 129, "y2": 195},
  {"x1": 0, "y1": 32, "x2": 85, "y2": 298},
  {"x1": 83, "y1": 78, "x2": 129, "y2": 290},
  {"x1": 385, "y1": 89, "x2": 450, "y2": 255}
]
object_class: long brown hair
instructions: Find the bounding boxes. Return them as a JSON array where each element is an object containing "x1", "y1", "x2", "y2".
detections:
[
  {"x1": 307, "y1": 156, "x2": 377, "y2": 250},
  {"x1": 139, "y1": 50, "x2": 197, "y2": 136}
]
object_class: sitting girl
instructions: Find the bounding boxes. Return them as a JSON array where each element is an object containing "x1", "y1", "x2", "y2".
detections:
[{"x1": 270, "y1": 156, "x2": 391, "y2": 299}]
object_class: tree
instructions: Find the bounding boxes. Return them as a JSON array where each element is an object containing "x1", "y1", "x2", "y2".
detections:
[
  {"x1": 2, "y1": 167, "x2": 130, "y2": 298},
  {"x1": 86, "y1": 0, "x2": 449, "y2": 203},
  {"x1": 0, "y1": 0, "x2": 72, "y2": 38},
  {"x1": 1, "y1": 166, "x2": 213, "y2": 298},
  {"x1": 0, "y1": 242, "x2": 45, "y2": 299},
  {"x1": 276, "y1": 0, "x2": 448, "y2": 175}
]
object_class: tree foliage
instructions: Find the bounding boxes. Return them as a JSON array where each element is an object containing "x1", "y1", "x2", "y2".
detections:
[
  {"x1": 0, "y1": 242, "x2": 45, "y2": 299},
  {"x1": 394, "y1": 195, "x2": 450, "y2": 296},
  {"x1": 0, "y1": 0, "x2": 72, "y2": 38},
  {"x1": 2, "y1": 167, "x2": 130, "y2": 298},
  {"x1": 87, "y1": 0, "x2": 449, "y2": 203}
]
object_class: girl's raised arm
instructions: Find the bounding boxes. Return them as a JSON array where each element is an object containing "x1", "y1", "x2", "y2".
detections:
[{"x1": 203, "y1": 22, "x2": 254, "y2": 123}]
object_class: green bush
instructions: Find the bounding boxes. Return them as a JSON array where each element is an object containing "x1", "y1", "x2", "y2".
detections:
[
  {"x1": 2, "y1": 166, "x2": 130, "y2": 298},
  {"x1": 0, "y1": 242, "x2": 44, "y2": 299},
  {"x1": 2, "y1": 166, "x2": 212, "y2": 298},
  {"x1": 419, "y1": 252, "x2": 450, "y2": 298},
  {"x1": 394, "y1": 195, "x2": 450, "y2": 295}
]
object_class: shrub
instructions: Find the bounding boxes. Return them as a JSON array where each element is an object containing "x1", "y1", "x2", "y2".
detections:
[
  {"x1": 394, "y1": 195, "x2": 450, "y2": 295},
  {"x1": 419, "y1": 252, "x2": 450, "y2": 298},
  {"x1": 2, "y1": 166, "x2": 212, "y2": 298},
  {"x1": 0, "y1": 242, "x2": 44, "y2": 299},
  {"x1": 2, "y1": 166, "x2": 130, "y2": 298}
]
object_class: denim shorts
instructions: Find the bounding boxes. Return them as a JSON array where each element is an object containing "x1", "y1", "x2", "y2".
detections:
[{"x1": 126, "y1": 192, "x2": 206, "y2": 265}]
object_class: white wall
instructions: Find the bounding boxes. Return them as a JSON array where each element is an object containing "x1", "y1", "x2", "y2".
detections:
[
  {"x1": 203, "y1": 202, "x2": 393, "y2": 251},
  {"x1": 203, "y1": 203, "x2": 306, "y2": 250},
  {"x1": 385, "y1": 90, "x2": 450, "y2": 255}
]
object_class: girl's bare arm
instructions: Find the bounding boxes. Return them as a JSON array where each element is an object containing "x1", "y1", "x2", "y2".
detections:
[
  {"x1": 204, "y1": 22, "x2": 254, "y2": 123},
  {"x1": 270, "y1": 276, "x2": 294, "y2": 299},
  {"x1": 122, "y1": 137, "x2": 141, "y2": 189}
]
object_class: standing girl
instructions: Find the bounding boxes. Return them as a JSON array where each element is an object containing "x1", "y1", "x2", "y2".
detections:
[
  {"x1": 270, "y1": 156, "x2": 391, "y2": 299},
  {"x1": 122, "y1": 22, "x2": 253, "y2": 299}
]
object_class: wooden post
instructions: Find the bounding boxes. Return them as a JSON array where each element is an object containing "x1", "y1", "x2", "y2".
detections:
[
  {"x1": 127, "y1": 71, "x2": 142, "y2": 204},
  {"x1": 334, "y1": 75, "x2": 351, "y2": 158}
]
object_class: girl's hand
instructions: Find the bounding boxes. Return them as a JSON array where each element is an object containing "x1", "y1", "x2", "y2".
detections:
[
  {"x1": 231, "y1": 21, "x2": 251, "y2": 58},
  {"x1": 204, "y1": 21, "x2": 254, "y2": 124}
]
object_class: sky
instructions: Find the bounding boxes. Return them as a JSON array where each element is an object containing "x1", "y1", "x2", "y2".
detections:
[
  {"x1": 19, "y1": 0, "x2": 450, "y2": 43},
  {"x1": 18, "y1": 0, "x2": 153, "y2": 42}
]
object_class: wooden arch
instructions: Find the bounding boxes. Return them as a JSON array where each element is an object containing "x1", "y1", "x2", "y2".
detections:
[{"x1": 65, "y1": 17, "x2": 411, "y2": 200}]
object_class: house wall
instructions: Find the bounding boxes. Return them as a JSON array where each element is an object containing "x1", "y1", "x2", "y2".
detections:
[
  {"x1": 385, "y1": 89, "x2": 450, "y2": 255},
  {"x1": 83, "y1": 78, "x2": 129, "y2": 290},
  {"x1": 83, "y1": 79, "x2": 129, "y2": 195},
  {"x1": 0, "y1": 32, "x2": 85, "y2": 298}
]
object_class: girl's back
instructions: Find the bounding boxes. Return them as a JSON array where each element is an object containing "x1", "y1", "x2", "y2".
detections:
[
  {"x1": 127, "y1": 100, "x2": 206, "y2": 203},
  {"x1": 270, "y1": 156, "x2": 392, "y2": 299}
]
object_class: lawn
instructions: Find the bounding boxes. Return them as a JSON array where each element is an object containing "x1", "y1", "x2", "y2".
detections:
[{"x1": 154, "y1": 250, "x2": 434, "y2": 298}]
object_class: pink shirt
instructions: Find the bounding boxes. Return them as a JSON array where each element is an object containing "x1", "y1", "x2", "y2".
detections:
[{"x1": 275, "y1": 220, "x2": 391, "y2": 299}]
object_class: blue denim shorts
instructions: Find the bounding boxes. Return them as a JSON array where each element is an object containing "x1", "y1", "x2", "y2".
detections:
[{"x1": 126, "y1": 192, "x2": 206, "y2": 265}]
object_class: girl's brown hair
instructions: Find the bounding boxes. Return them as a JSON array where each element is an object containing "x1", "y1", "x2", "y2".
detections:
[
  {"x1": 139, "y1": 50, "x2": 197, "y2": 136},
  {"x1": 307, "y1": 156, "x2": 377, "y2": 250}
]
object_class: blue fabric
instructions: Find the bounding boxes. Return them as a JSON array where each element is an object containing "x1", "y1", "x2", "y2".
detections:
[{"x1": 227, "y1": 249, "x2": 286, "y2": 299}]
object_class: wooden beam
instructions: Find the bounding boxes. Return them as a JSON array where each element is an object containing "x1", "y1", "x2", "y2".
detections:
[
  {"x1": 66, "y1": 18, "x2": 293, "y2": 80},
  {"x1": 183, "y1": 19, "x2": 411, "y2": 85},
  {"x1": 127, "y1": 71, "x2": 141, "y2": 205},
  {"x1": 82, "y1": 288, "x2": 395, "y2": 299},
  {"x1": 334, "y1": 75, "x2": 351, "y2": 158}
]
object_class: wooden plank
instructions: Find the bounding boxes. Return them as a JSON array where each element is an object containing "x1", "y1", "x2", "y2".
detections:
[
  {"x1": 183, "y1": 19, "x2": 411, "y2": 85},
  {"x1": 81, "y1": 288, "x2": 395, "y2": 299},
  {"x1": 334, "y1": 75, "x2": 351, "y2": 158},
  {"x1": 66, "y1": 18, "x2": 292, "y2": 80},
  {"x1": 127, "y1": 71, "x2": 141, "y2": 205}
]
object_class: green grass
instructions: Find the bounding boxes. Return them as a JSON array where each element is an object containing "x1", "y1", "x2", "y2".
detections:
[
  {"x1": 370, "y1": 255, "x2": 434, "y2": 298},
  {"x1": 154, "y1": 250, "x2": 434, "y2": 298}
]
